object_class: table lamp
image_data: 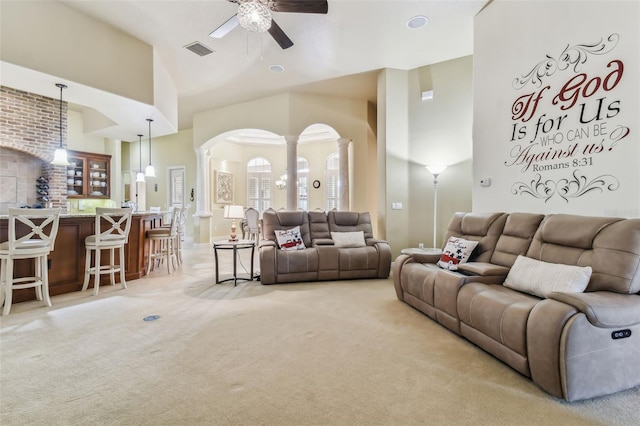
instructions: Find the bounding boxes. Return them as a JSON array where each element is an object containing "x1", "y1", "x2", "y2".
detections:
[{"x1": 224, "y1": 205, "x2": 245, "y2": 241}]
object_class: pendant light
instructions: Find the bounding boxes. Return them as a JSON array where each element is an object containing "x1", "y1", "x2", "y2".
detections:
[
  {"x1": 145, "y1": 118, "x2": 156, "y2": 177},
  {"x1": 51, "y1": 83, "x2": 70, "y2": 166},
  {"x1": 136, "y1": 134, "x2": 145, "y2": 183}
]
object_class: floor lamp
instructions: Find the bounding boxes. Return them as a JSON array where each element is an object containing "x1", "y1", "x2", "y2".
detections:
[{"x1": 426, "y1": 165, "x2": 447, "y2": 248}]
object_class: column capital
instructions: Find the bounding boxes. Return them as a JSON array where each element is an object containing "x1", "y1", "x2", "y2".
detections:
[
  {"x1": 284, "y1": 134, "x2": 300, "y2": 145},
  {"x1": 337, "y1": 137, "x2": 352, "y2": 146}
]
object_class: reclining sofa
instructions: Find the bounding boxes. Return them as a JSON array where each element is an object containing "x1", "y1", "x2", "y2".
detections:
[
  {"x1": 393, "y1": 212, "x2": 640, "y2": 401},
  {"x1": 259, "y1": 210, "x2": 391, "y2": 285}
]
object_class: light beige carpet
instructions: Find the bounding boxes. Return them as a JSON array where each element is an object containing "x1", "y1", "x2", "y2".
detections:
[{"x1": 1, "y1": 245, "x2": 638, "y2": 426}]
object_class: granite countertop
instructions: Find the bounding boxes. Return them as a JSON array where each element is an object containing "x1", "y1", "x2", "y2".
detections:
[{"x1": 0, "y1": 211, "x2": 167, "y2": 220}]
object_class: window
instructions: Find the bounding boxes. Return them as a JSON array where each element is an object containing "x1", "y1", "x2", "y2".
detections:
[
  {"x1": 247, "y1": 157, "x2": 271, "y2": 213},
  {"x1": 168, "y1": 166, "x2": 186, "y2": 208},
  {"x1": 298, "y1": 157, "x2": 309, "y2": 211},
  {"x1": 325, "y1": 153, "x2": 339, "y2": 211}
]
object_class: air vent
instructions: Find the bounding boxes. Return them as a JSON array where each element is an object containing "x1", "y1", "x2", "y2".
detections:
[{"x1": 184, "y1": 42, "x2": 214, "y2": 56}]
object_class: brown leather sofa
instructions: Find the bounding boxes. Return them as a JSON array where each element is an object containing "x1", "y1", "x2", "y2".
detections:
[
  {"x1": 393, "y1": 212, "x2": 640, "y2": 401},
  {"x1": 259, "y1": 210, "x2": 391, "y2": 285}
]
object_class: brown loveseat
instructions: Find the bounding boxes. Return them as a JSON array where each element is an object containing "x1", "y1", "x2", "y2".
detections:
[
  {"x1": 259, "y1": 210, "x2": 391, "y2": 285},
  {"x1": 393, "y1": 212, "x2": 640, "y2": 401}
]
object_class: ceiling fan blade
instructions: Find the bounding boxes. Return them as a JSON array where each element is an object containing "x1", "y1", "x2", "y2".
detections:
[
  {"x1": 268, "y1": 19, "x2": 294, "y2": 49},
  {"x1": 209, "y1": 14, "x2": 239, "y2": 38},
  {"x1": 270, "y1": 0, "x2": 328, "y2": 14}
]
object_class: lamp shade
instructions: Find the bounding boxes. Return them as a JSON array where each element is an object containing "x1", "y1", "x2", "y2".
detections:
[
  {"x1": 51, "y1": 148, "x2": 69, "y2": 166},
  {"x1": 145, "y1": 164, "x2": 156, "y2": 178},
  {"x1": 426, "y1": 165, "x2": 447, "y2": 175},
  {"x1": 224, "y1": 205, "x2": 245, "y2": 219}
]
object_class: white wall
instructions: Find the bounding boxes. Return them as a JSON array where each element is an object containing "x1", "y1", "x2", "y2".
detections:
[
  {"x1": 473, "y1": 0, "x2": 640, "y2": 217},
  {"x1": 1, "y1": 1, "x2": 154, "y2": 105},
  {"x1": 378, "y1": 57, "x2": 474, "y2": 257}
]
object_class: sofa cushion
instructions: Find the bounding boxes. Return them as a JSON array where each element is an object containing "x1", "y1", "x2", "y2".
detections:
[
  {"x1": 504, "y1": 255, "x2": 592, "y2": 298},
  {"x1": 458, "y1": 283, "x2": 541, "y2": 357},
  {"x1": 274, "y1": 226, "x2": 306, "y2": 251},
  {"x1": 328, "y1": 211, "x2": 374, "y2": 239},
  {"x1": 527, "y1": 215, "x2": 640, "y2": 294},
  {"x1": 442, "y1": 212, "x2": 508, "y2": 263},
  {"x1": 490, "y1": 213, "x2": 545, "y2": 268},
  {"x1": 276, "y1": 248, "x2": 318, "y2": 274},
  {"x1": 437, "y1": 237, "x2": 478, "y2": 270},
  {"x1": 331, "y1": 231, "x2": 366, "y2": 248}
]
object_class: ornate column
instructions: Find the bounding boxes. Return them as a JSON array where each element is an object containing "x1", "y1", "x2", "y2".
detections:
[
  {"x1": 337, "y1": 137, "x2": 351, "y2": 211},
  {"x1": 193, "y1": 147, "x2": 212, "y2": 244},
  {"x1": 285, "y1": 135, "x2": 299, "y2": 210}
]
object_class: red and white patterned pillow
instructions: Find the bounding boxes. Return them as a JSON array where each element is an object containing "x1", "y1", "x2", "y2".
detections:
[
  {"x1": 437, "y1": 236, "x2": 478, "y2": 270},
  {"x1": 274, "y1": 226, "x2": 306, "y2": 251}
]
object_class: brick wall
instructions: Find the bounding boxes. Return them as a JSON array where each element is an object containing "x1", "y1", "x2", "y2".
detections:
[{"x1": 0, "y1": 86, "x2": 67, "y2": 212}]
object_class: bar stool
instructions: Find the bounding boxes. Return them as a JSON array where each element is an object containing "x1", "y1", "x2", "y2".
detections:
[
  {"x1": 1, "y1": 208, "x2": 61, "y2": 315},
  {"x1": 146, "y1": 207, "x2": 180, "y2": 274},
  {"x1": 174, "y1": 206, "x2": 188, "y2": 265},
  {"x1": 82, "y1": 207, "x2": 133, "y2": 296}
]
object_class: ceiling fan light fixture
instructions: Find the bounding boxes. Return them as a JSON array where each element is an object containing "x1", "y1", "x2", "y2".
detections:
[{"x1": 237, "y1": 0, "x2": 272, "y2": 33}]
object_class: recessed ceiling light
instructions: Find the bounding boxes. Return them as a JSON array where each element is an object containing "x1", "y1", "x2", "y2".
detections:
[
  {"x1": 269, "y1": 64, "x2": 285, "y2": 73},
  {"x1": 407, "y1": 15, "x2": 428, "y2": 29}
]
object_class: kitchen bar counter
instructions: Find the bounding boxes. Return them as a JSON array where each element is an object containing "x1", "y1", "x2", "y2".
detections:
[{"x1": 0, "y1": 212, "x2": 164, "y2": 304}]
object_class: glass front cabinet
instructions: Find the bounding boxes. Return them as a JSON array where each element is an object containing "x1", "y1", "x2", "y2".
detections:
[{"x1": 66, "y1": 150, "x2": 111, "y2": 199}]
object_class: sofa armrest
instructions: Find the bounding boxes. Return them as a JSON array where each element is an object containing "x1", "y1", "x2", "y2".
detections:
[
  {"x1": 457, "y1": 262, "x2": 510, "y2": 279},
  {"x1": 370, "y1": 240, "x2": 391, "y2": 278},
  {"x1": 366, "y1": 238, "x2": 388, "y2": 246},
  {"x1": 548, "y1": 291, "x2": 640, "y2": 327},
  {"x1": 258, "y1": 241, "x2": 277, "y2": 284},
  {"x1": 410, "y1": 253, "x2": 441, "y2": 264},
  {"x1": 312, "y1": 238, "x2": 335, "y2": 247},
  {"x1": 259, "y1": 240, "x2": 277, "y2": 249}
]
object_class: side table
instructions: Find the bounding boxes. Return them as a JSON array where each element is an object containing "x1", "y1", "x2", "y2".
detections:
[{"x1": 213, "y1": 240, "x2": 256, "y2": 286}]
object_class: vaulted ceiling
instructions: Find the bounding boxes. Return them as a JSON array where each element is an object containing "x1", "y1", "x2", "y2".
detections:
[{"x1": 2, "y1": 0, "x2": 487, "y2": 138}]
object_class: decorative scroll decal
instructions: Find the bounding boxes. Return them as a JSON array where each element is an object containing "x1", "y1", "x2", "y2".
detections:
[
  {"x1": 512, "y1": 34, "x2": 620, "y2": 89},
  {"x1": 511, "y1": 170, "x2": 620, "y2": 203}
]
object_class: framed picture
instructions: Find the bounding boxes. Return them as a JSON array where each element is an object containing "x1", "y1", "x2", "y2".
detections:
[{"x1": 215, "y1": 171, "x2": 233, "y2": 204}]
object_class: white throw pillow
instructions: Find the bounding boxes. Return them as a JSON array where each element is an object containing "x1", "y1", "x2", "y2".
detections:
[
  {"x1": 331, "y1": 231, "x2": 366, "y2": 248},
  {"x1": 504, "y1": 255, "x2": 592, "y2": 298},
  {"x1": 437, "y1": 237, "x2": 479, "y2": 270},
  {"x1": 274, "y1": 226, "x2": 306, "y2": 251}
]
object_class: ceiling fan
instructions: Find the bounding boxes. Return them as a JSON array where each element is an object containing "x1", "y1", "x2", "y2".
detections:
[{"x1": 209, "y1": 0, "x2": 328, "y2": 50}]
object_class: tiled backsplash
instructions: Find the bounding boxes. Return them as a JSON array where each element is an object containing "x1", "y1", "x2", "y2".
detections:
[
  {"x1": 0, "y1": 86, "x2": 68, "y2": 213},
  {"x1": 0, "y1": 147, "x2": 45, "y2": 214}
]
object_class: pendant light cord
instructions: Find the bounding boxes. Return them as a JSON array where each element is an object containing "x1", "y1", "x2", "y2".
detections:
[
  {"x1": 147, "y1": 118, "x2": 153, "y2": 166},
  {"x1": 56, "y1": 83, "x2": 67, "y2": 148},
  {"x1": 138, "y1": 134, "x2": 143, "y2": 172}
]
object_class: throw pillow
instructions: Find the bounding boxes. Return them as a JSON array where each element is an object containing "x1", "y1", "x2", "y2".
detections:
[
  {"x1": 331, "y1": 231, "x2": 366, "y2": 248},
  {"x1": 504, "y1": 255, "x2": 592, "y2": 298},
  {"x1": 437, "y1": 237, "x2": 479, "y2": 270},
  {"x1": 274, "y1": 226, "x2": 306, "y2": 251}
]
